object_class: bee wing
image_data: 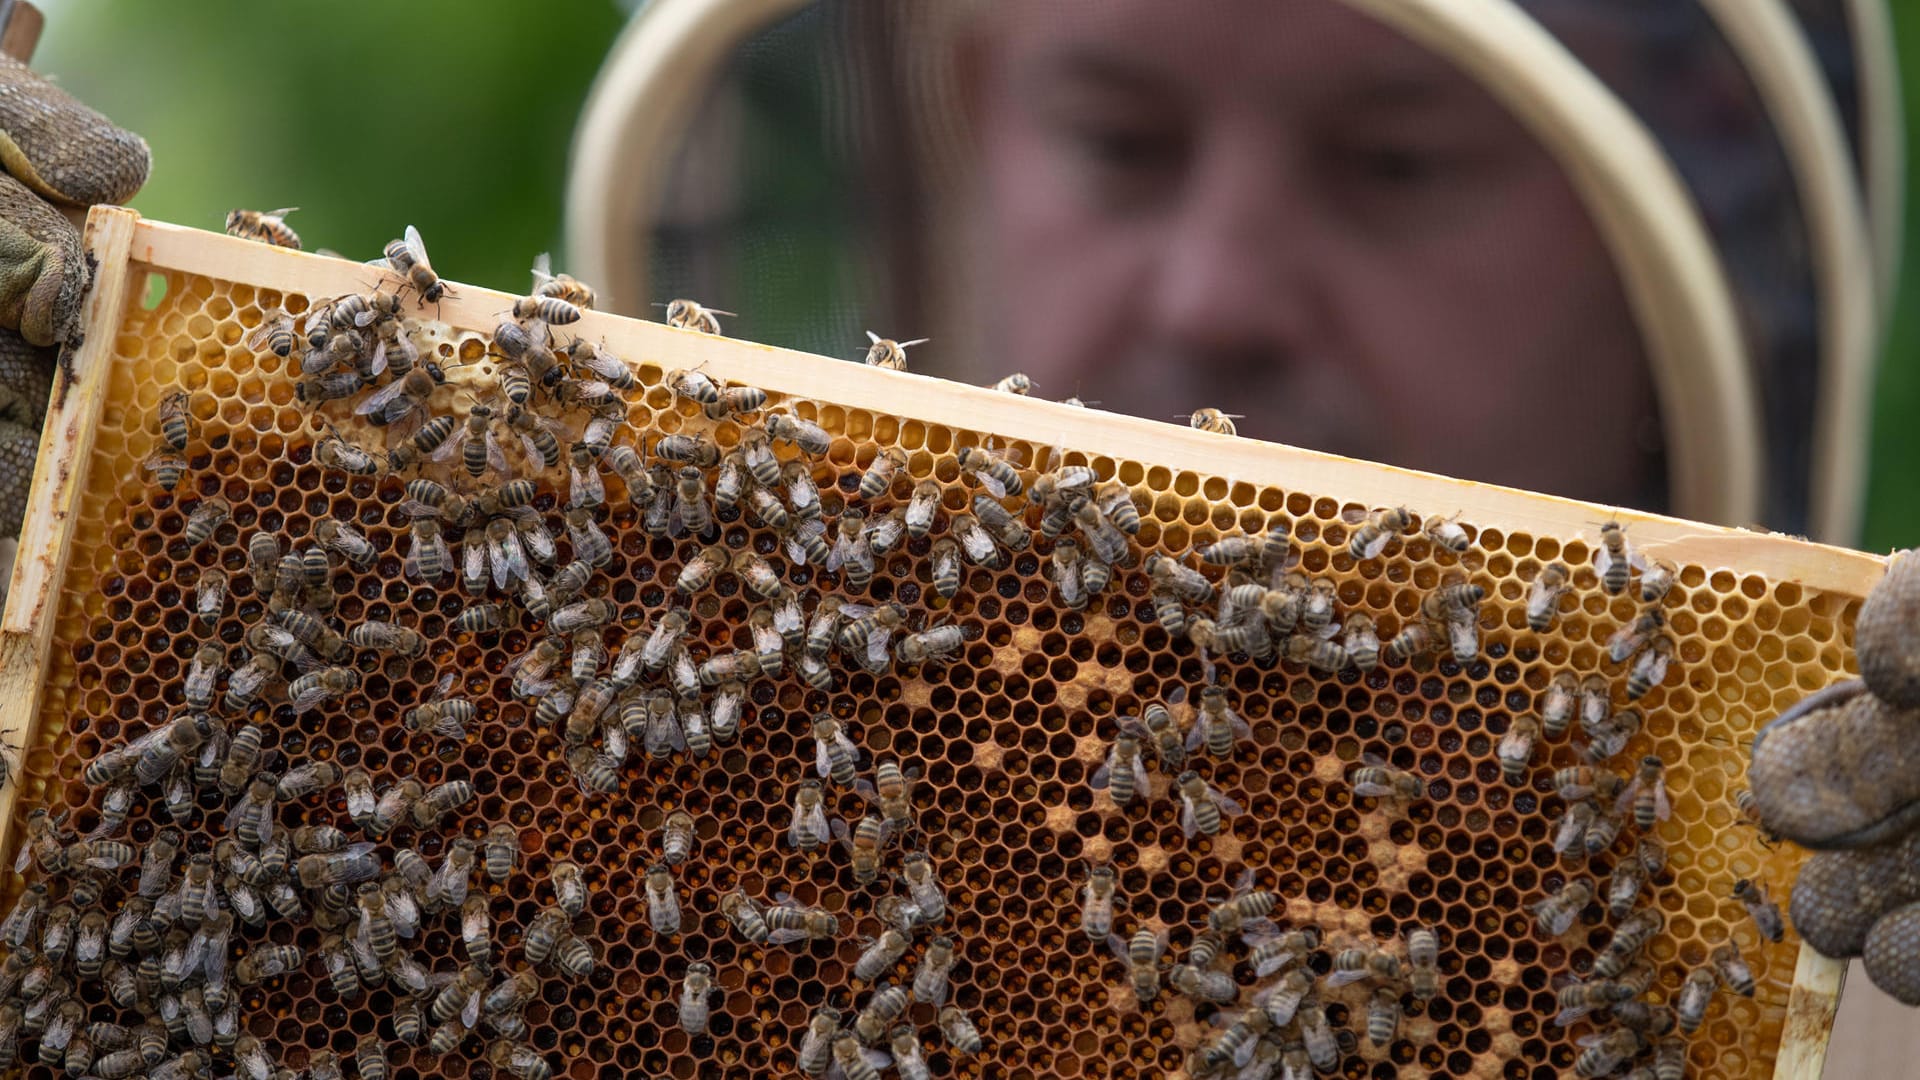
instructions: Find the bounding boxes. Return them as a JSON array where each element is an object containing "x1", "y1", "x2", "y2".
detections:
[
  {"x1": 431, "y1": 424, "x2": 471, "y2": 462},
  {"x1": 1088, "y1": 763, "x2": 1112, "y2": 791},
  {"x1": 979, "y1": 473, "x2": 1008, "y2": 499},
  {"x1": 1652, "y1": 784, "x2": 1671, "y2": 821},
  {"x1": 353, "y1": 374, "x2": 415, "y2": 417},
  {"x1": 404, "y1": 225, "x2": 431, "y2": 269},
  {"x1": 1214, "y1": 790, "x2": 1244, "y2": 816},
  {"x1": 1611, "y1": 778, "x2": 1642, "y2": 817},
  {"x1": 1179, "y1": 796, "x2": 1199, "y2": 838},
  {"x1": 463, "y1": 536, "x2": 487, "y2": 585},
  {"x1": 866, "y1": 633, "x2": 891, "y2": 670},
  {"x1": 814, "y1": 738, "x2": 834, "y2": 778},
  {"x1": 461, "y1": 988, "x2": 481, "y2": 1029},
  {"x1": 531, "y1": 251, "x2": 554, "y2": 289},
  {"x1": 1593, "y1": 545, "x2": 1616, "y2": 577}
]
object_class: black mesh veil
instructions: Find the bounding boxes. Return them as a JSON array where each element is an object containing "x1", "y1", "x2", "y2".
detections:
[{"x1": 598, "y1": 0, "x2": 1871, "y2": 538}]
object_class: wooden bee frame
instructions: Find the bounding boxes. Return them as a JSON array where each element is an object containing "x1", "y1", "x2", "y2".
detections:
[{"x1": 0, "y1": 206, "x2": 1877, "y2": 1078}]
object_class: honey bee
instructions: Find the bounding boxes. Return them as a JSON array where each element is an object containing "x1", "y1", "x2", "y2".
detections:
[
  {"x1": 1335, "y1": 612, "x2": 1381, "y2": 673},
  {"x1": 397, "y1": 516, "x2": 448, "y2": 583},
  {"x1": 1088, "y1": 721, "x2": 1150, "y2": 809},
  {"x1": 226, "y1": 207, "x2": 300, "y2": 248},
  {"x1": 1594, "y1": 906, "x2": 1664, "y2": 978},
  {"x1": 1351, "y1": 754, "x2": 1423, "y2": 800},
  {"x1": 1711, "y1": 942, "x2": 1755, "y2": 997},
  {"x1": 760, "y1": 411, "x2": 830, "y2": 457},
  {"x1": 1532, "y1": 877, "x2": 1595, "y2": 935},
  {"x1": 156, "y1": 389, "x2": 198, "y2": 452},
  {"x1": 1549, "y1": 801, "x2": 1594, "y2": 859},
  {"x1": 1584, "y1": 706, "x2": 1643, "y2": 763},
  {"x1": 780, "y1": 779, "x2": 831, "y2": 852},
  {"x1": 1527, "y1": 562, "x2": 1572, "y2": 632},
  {"x1": 1607, "y1": 606, "x2": 1665, "y2": 664},
  {"x1": 895, "y1": 851, "x2": 947, "y2": 922},
  {"x1": 1383, "y1": 620, "x2": 1436, "y2": 665},
  {"x1": 1552, "y1": 765, "x2": 1624, "y2": 803},
  {"x1": 1075, "y1": 866, "x2": 1123, "y2": 942},
  {"x1": 844, "y1": 444, "x2": 904, "y2": 502},
  {"x1": 719, "y1": 890, "x2": 770, "y2": 945},
  {"x1": 1176, "y1": 770, "x2": 1241, "y2": 838},
  {"x1": 1286, "y1": 631, "x2": 1348, "y2": 674},
  {"x1": 1639, "y1": 559, "x2": 1677, "y2": 603},
  {"x1": 858, "y1": 329, "x2": 928, "y2": 371},
  {"x1": 409, "y1": 779, "x2": 475, "y2": 829},
  {"x1": 356, "y1": 365, "x2": 448, "y2": 430},
  {"x1": 181, "y1": 496, "x2": 230, "y2": 549},
  {"x1": 132, "y1": 712, "x2": 215, "y2": 788},
  {"x1": 1328, "y1": 946, "x2": 1403, "y2": 988},
  {"x1": 1584, "y1": 813, "x2": 1624, "y2": 859},
  {"x1": 1072, "y1": 497, "x2": 1129, "y2": 565},
  {"x1": 642, "y1": 863, "x2": 681, "y2": 935},
  {"x1": 846, "y1": 927, "x2": 911, "y2": 984},
  {"x1": 1626, "y1": 636, "x2": 1675, "y2": 699},
  {"x1": 177, "y1": 641, "x2": 224, "y2": 711},
  {"x1": 1613, "y1": 756, "x2": 1671, "y2": 829},
  {"x1": 795, "y1": 1007, "x2": 841, "y2": 1077},
  {"x1": 923, "y1": 536, "x2": 963, "y2": 600},
  {"x1": 1174, "y1": 406, "x2": 1239, "y2": 436},
  {"x1": 1675, "y1": 966, "x2": 1718, "y2": 1034},
  {"x1": 1347, "y1": 506, "x2": 1412, "y2": 560},
  {"x1": 956, "y1": 444, "x2": 1025, "y2": 499},
  {"x1": 288, "y1": 665, "x2": 358, "y2": 714},
  {"x1": 975, "y1": 370, "x2": 1032, "y2": 396},
  {"x1": 1571, "y1": 1028, "x2": 1645, "y2": 1078},
  {"x1": 381, "y1": 225, "x2": 450, "y2": 305},
  {"x1": 1364, "y1": 987, "x2": 1403, "y2": 1047},
  {"x1": 1109, "y1": 929, "x2": 1166, "y2": 1004},
  {"x1": 292, "y1": 840, "x2": 381, "y2": 889},
  {"x1": 1173, "y1": 962, "x2": 1240, "y2": 1005},
  {"x1": 1595, "y1": 521, "x2": 1647, "y2": 596},
  {"x1": 652, "y1": 297, "x2": 731, "y2": 335},
  {"x1": 1579, "y1": 673, "x2": 1612, "y2": 734},
  {"x1": 838, "y1": 601, "x2": 907, "y2": 670},
  {"x1": 947, "y1": 512, "x2": 1003, "y2": 571},
  {"x1": 831, "y1": 814, "x2": 885, "y2": 885},
  {"x1": 810, "y1": 711, "x2": 864, "y2": 776},
  {"x1": 1139, "y1": 558, "x2": 1211, "y2": 612},
  {"x1": 1733, "y1": 878, "x2": 1785, "y2": 942},
  {"x1": 766, "y1": 894, "x2": 839, "y2": 945},
  {"x1": 1497, "y1": 715, "x2": 1539, "y2": 784},
  {"x1": 1537, "y1": 671, "x2": 1579, "y2": 739},
  {"x1": 1244, "y1": 926, "x2": 1317, "y2": 978},
  {"x1": 861, "y1": 507, "x2": 907, "y2": 558},
  {"x1": 939, "y1": 1006, "x2": 983, "y2": 1058}
]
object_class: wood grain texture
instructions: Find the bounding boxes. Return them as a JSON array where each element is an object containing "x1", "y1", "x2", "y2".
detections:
[{"x1": 0, "y1": 205, "x2": 135, "y2": 860}]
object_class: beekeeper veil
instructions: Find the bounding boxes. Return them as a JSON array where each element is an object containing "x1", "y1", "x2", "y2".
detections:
[{"x1": 566, "y1": 0, "x2": 1895, "y2": 544}]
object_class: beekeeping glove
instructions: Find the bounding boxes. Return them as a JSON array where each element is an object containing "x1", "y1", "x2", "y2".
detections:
[
  {"x1": 1748, "y1": 551, "x2": 1920, "y2": 1001},
  {"x1": 0, "y1": 53, "x2": 148, "y2": 599}
]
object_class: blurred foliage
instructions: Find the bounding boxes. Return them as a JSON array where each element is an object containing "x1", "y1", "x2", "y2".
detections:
[
  {"x1": 26, "y1": 1, "x2": 1920, "y2": 549},
  {"x1": 35, "y1": 0, "x2": 629, "y2": 294}
]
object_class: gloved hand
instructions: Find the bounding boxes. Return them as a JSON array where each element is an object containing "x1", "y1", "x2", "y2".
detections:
[
  {"x1": 1748, "y1": 551, "x2": 1920, "y2": 1001},
  {"x1": 0, "y1": 53, "x2": 149, "y2": 600}
]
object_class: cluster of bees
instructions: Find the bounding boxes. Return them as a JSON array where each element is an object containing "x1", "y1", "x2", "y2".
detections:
[
  {"x1": 1065, "y1": 499, "x2": 1789, "y2": 1077},
  {"x1": 68, "y1": 214, "x2": 1037, "y2": 1080},
  {"x1": 0, "y1": 206, "x2": 1782, "y2": 1080}
]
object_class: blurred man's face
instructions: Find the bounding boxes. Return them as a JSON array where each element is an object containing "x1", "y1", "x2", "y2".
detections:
[{"x1": 964, "y1": 0, "x2": 1658, "y2": 508}]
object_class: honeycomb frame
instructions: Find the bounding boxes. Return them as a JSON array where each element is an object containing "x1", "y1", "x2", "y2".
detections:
[{"x1": 0, "y1": 208, "x2": 1882, "y2": 1079}]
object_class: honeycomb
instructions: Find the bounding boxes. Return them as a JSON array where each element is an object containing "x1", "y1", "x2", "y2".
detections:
[{"x1": 0, "y1": 225, "x2": 1863, "y2": 1080}]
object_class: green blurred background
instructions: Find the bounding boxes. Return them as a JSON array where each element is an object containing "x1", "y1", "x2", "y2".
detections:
[{"x1": 30, "y1": 1, "x2": 1920, "y2": 550}]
